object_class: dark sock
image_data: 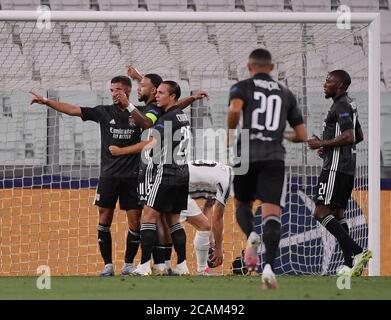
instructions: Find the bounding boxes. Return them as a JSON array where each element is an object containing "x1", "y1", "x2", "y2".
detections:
[
  {"x1": 164, "y1": 244, "x2": 173, "y2": 263},
  {"x1": 140, "y1": 223, "x2": 157, "y2": 264},
  {"x1": 152, "y1": 245, "x2": 166, "y2": 265},
  {"x1": 236, "y1": 205, "x2": 254, "y2": 238},
  {"x1": 98, "y1": 224, "x2": 112, "y2": 265},
  {"x1": 338, "y1": 218, "x2": 352, "y2": 266},
  {"x1": 169, "y1": 223, "x2": 186, "y2": 264},
  {"x1": 320, "y1": 215, "x2": 362, "y2": 267},
  {"x1": 125, "y1": 228, "x2": 140, "y2": 264},
  {"x1": 262, "y1": 216, "x2": 281, "y2": 269}
]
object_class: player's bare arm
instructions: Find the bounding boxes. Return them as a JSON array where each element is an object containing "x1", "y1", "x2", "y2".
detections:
[
  {"x1": 308, "y1": 129, "x2": 354, "y2": 150},
  {"x1": 109, "y1": 137, "x2": 154, "y2": 156},
  {"x1": 112, "y1": 88, "x2": 155, "y2": 129},
  {"x1": 30, "y1": 91, "x2": 82, "y2": 117},
  {"x1": 283, "y1": 123, "x2": 308, "y2": 143},
  {"x1": 227, "y1": 98, "x2": 244, "y2": 147},
  {"x1": 210, "y1": 202, "x2": 225, "y2": 267},
  {"x1": 127, "y1": 66, "x2": 143, "y2": 81},
  {"x1": 177, "y1": 91, "x2": 209, "y2": 110}
]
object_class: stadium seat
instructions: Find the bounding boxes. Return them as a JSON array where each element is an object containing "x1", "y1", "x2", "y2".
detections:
[
  {"x1": 382, "y1": 141, "x2": 391, "y2": 166},
  {"x1": 291, "y1": 0, "x2": 329, "y2": 12},
  {"x1": 253, "y1": 0, "x2": 284, "y2": 11},
  {"x1": 201, "y1": 0, "x2": 235, "y2": 11},
  {"x1": 49, "y1": 0, "x2": 91, "y2": 11},
  {"x1": 97, "y1": 0, "x2": 139, "y2": 11},
  {"x1": 348, "y1": 0, "x2": 378, "y2": 12},
  {"x1": 149, "y1": 0, "x2": 187, "y2": 11},
  {"x1": 0, "y1": 0, "x2": 40, "y2": 10},
  {"x1": 379, "y1": 0, "x2": 390, "y2": 10}
]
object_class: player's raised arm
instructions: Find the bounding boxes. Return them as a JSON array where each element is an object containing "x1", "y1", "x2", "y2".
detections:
[
  {"x1": 127, "y1": 66, "x2": 143, "y2": 81},
  {"x1": 30, "y1": 91, "x2": 82, "y2": 117},
  {"x1": 177, "y1": 90, "x2": 209, "y2": 110}
]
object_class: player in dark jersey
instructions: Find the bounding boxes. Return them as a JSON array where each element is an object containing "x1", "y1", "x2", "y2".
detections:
[
  {"x1": 125, "y1": 81, "x2": 191, "y2": 275},
  {"x1": 227, "y1": 48, "x2": 307, "y2": 288},
  {"x1": 308, "y1": 70, "x2": 372, "y2": 277},
  {"x1": 109, "y1": 68, "x2": 208, "y2": 275},
  {"x1": 30, "y1": 76, "x2": 150, "y2": 276}
]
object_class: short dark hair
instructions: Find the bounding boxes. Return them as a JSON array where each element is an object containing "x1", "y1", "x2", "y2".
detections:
[
  {"x1": 249, "y1": 48, "x2": 272, "y2": 67},
  {"x1": 329, "y1": 70, "x2": 351, "y2": 90},
  {"x1": 162, "y1": 80, "x2": 181, "y2": 100},
  {"x1": 145, "y1": 73, "x2": 163, "y2": 89},
  {"x1": 111, "y1": 76, "x2": 132, "y2": 88}
]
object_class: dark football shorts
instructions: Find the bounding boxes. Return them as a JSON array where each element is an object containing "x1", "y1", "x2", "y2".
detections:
[
  {"x1": 315, "y1": 169, "x2": 354, "y2": 209},
  {"x1": 94, "y1": 176, "x2": 141, "y2": 210},
  {"x1": 233, "y1": 160, "x2": 286, "y2": 208},
  {"x1": 145, "y1": 182, "x2": 189, "y2": 213}
]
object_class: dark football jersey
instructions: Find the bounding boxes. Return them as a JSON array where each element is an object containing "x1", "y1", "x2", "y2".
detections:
[
  {"x1": 149, "y1": 106, "x2": 190, "y2": 185},
  {"x1": 138, "y1": 102, "x2": 164, "y2": 199},
  {"x1": 229, "y1": 73, "x2": 304, "y2": 163},
  {"x1": 321, "y1": 92, "x2": 360, "y2": 176},
  {"x1": 80, "y1": 104, "x2": 142, "y2": 178}
]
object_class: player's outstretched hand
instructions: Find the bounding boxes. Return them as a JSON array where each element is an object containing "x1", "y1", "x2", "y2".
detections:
[
  {"x1": 126, "y1": 66, "x2": 143, "y2": 81},
  {"x1": 29, "y1": 91, "x2": 48, "y2": 105},
  {"x1": 109, "y1": 145, "x2": 123, "y2": 156},
  {"x1": 192, "y1": 91, "x2": 209, "y2": 101},
  {"x1": 307, "y1": 134, "x2": 322, "y2": 150},
  {"x1": 209, "y1": 248, "x2": 223, "y2": 268}
]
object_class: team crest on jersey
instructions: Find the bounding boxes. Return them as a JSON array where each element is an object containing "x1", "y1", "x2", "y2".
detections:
[{"x1": 128, "y1": 117, "x2": 135, "y2": 126}]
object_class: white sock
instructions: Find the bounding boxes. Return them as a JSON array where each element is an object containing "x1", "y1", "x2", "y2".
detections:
[{"x1": 193, "y1": 230, "x2": 211, "y2": 272}]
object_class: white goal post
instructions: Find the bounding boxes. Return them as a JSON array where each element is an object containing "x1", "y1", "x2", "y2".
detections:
[{"x1": 0, "y1": 10, "x2": 380, "y2": 276}]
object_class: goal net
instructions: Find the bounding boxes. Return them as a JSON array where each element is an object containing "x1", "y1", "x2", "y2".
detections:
[{"x1": 0, "y1": 12, "x2": 378, "y2": 276}]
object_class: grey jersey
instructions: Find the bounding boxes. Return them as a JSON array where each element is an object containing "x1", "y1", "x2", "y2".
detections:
[
  {"x1": 321, "y1": 92, "x2": 361, "y2": 176},
  {"x1": 229, "y1": 73, "x2": 304, "y2": 163}
]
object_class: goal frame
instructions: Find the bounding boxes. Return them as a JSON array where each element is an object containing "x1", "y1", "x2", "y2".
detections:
[{"x1": 0, "y1": 10, "x2": 381, "y2": 276}]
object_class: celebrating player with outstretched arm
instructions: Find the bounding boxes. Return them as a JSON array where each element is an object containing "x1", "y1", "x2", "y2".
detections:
[
  {"x1": 307, "y1": 70, "x2": 371, "y2": 277},
  {"x1": 31, "y1": 76, "x2": 147, "y2": 277},
  {"x1": 227, "y1": 48, "x2": 307, "y2": 289}
]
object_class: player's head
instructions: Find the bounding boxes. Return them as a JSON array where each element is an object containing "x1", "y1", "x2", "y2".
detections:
[
  {"x1": 156, "y1": 80, "x2": 181, "y2": 109},
  {"x1": 323, "y1": 70, "x2": 351, "y2": 99},
  {"x1": 110, "y1": 76, "x2": 132, "y2": 104},
  {"x1": 247, "y1": 48, "x2": 274, "y2": 76},
  {"x1": 138, "y1": 73, "x2": 163, "y2": 103}
]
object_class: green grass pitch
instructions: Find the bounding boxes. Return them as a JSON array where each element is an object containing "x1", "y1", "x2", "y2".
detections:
[{"x1": 0, "y1": 276, "x2": 390, "y2": 300}]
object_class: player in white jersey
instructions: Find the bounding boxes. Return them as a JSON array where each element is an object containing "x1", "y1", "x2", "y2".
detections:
[{"x1": 178, "y1": 160, "x2": 232, "y2": 275}]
